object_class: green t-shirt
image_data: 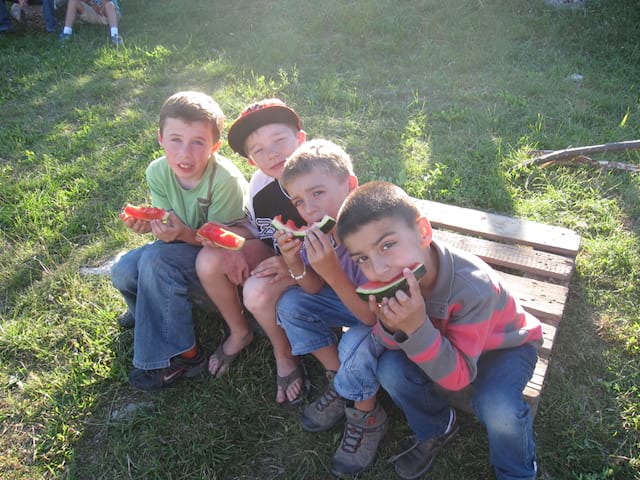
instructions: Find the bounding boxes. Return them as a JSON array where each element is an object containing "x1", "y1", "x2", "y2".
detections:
[{"x1": 146, "y1": 154, "x2": 248, "y2": 229}]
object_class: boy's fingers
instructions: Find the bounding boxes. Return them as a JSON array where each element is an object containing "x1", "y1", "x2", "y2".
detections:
[{"x1": 404, "y1": 267, "x2": 421, "y2": 299}]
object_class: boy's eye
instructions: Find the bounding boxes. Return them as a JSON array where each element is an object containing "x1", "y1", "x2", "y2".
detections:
[
  {"x1": 382, "y1": 241, "x2": 395, "y2": 251},
  {"x1": 313, "y1": 190, "x2": 324, "y2": 197},
  {"x1": 193, "y1": 140, "x2": 205, "y2": 146},
  {"x1": 356, "y1": 255, "x2": 368, "y2": 265},
  {"x1": 293, "y1": 199, "x2": 303, "y2": 208}
]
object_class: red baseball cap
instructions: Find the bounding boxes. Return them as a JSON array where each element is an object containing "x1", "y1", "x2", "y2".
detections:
[{"x1": 227, "y1": 98, "x2": 302, "y2": 158}]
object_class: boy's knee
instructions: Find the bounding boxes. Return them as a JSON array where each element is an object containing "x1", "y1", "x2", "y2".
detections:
[
  {"x1": 195, "y1": 247, "x2": 221, "y2": 278},
  {"x1": 474, "y1": 391, "x2": 528, "y2": 431},
  {"x1": 242, "y1": 280, "x2": 263, "y2": 314}
]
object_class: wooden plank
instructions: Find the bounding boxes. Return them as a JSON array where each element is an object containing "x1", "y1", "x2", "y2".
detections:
[
  {"x1": 433, "y1": 229, "x2": 575, "y2": 282},
  {"x1": 497, "y1": 272, "x2": 569, "y2": 325},
  {"x1": 416, "y1": 199, "x2": 581, "y2": 256}
]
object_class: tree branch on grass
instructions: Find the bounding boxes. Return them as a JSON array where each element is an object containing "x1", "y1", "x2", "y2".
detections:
[{"x1": 520, "y1": 140, "x2": 640, "y2": 173}]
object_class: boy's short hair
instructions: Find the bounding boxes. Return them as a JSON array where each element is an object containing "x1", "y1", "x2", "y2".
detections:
[
  {"x1": 337, "y1": 181, "x2": 420, "y2": 242},
  {"x1": 281, "y1": 139, "x2": 354, "y2": 190},
  {"x1": 159, "y1": 91, "x2": 225, "y2": 142},
  {"x1": 227, "y1": 98, "x2": 302, "y2": 158}
]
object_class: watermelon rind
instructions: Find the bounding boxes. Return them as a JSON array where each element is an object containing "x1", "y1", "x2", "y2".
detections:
[
  {"x1": 271, "y1": 215, "x2": 336, "y2": 238},
  {"x1": 355, "y1": 264, "x2": 427, "y2": 302}
]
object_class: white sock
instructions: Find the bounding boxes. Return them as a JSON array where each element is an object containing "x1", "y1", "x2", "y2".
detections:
[
  {"x1": 110, "y1": 27, "x2": 119, "y2": 37},
  {"x1": 63, "y1": 26, "x2": 73, "y2": 35}
]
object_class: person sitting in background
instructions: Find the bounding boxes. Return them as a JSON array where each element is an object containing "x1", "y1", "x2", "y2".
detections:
[
  {"x1": 58, "y1": 0, "x2": 123, "y2": 46},
  {"x1": 9, "y1": 0, "x2": 58, "y2": 33},
  {"x1": 1, "y1": 0, "x2": 56, "y2": 33}
]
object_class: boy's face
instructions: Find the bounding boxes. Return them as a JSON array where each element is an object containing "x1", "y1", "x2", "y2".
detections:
[
  {"x1": 158, "y1": 117, "x2": 220, "y2": 189},
  {"x1": 287, "y1": 169, "x2": 358, "y2": 226},
  {"x1": 344, "y1": 216, "x2": 432, "y2": 283},
  {"x1": 244, "y1": 123, "x2": 305, "y2": 179}
]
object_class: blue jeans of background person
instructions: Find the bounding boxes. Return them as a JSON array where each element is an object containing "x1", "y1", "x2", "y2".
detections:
[
  {"x1": 111, "y1": 241, "x2": 205, "y2": 370},
  {"x1": 41, "y1": 0, "x2": 58, "y2": 33},
  {"x1": 277, "y1": 285, "x2": 379, "y2": 400},
  {"x1": 377, "y1": 343, "x2": 538, "y2": 480},
  {"x1": 1, "y1": 1, "x2": 12, "y2": 31}
]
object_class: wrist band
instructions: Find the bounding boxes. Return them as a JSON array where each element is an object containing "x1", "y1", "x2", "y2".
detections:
[{"x1": 288, "y1": 264, "x2": 306, "y2": 280}]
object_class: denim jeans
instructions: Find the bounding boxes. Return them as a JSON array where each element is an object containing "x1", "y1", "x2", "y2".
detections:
[
  {"x1": 111, "y1": 241, "x2": 207, "y2": 370},
  {"x1": 42, "y1": 0, "x2": 58, "y2": 33},
  {"x1": 378, "y1": 343, "x2": 538, "y2": 480},
  {"x1": 0, "y1": 1, "x2": 12, "y2": 31},
  {"x1": 276, "y1": 285, "x2": 380, "y2": 401}
]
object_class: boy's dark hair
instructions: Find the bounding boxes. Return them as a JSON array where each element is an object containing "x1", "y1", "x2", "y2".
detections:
[
  {"x1": 227, "y1": 98, "x2": 302, "y2": 158},
  {"x1": 337, "y1": 181, "x2": 420, "y2": 242},
  {"x1": 281, "y1": 139, "x2": 353, "y2": 190},
  {"x1": 159, "y1": 91, "x2": 225, "y2": 142}
]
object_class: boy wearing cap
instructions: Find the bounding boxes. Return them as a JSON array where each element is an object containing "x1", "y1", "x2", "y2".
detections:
[{"x1": 196, "y1": 98, "x2": 309, "y2": 406}]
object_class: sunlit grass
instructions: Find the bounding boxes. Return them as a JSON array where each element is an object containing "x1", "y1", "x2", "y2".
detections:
[{"x1": 1, "y1": 0, "x2": 639, "y2": 478}]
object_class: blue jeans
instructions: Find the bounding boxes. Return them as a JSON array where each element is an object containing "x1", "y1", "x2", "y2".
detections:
[
  {"x1": 42, "y1": 0, "x2": 58, "y2": 33},
  {"x1": 276, "y1": 285, "x2": 380, "y2": 401},
  {"x1": 111, "y1": 241, "x2": 206, "y2": 370},
  {"x1": 0, "y1": 1, "x2": 12, "y2": 31},
  {"x1": 378, "y1": 343, "x2": 538, "y2": 480}
]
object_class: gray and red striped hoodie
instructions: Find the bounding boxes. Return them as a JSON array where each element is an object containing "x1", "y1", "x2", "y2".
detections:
[{"x1": 373, "y1": 239, "x2": 543, "y2": 392}]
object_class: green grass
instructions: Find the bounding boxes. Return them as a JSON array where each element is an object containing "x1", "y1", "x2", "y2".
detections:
[{"x1": 1, "y1": 0, "x2": 639, "y2": 478}]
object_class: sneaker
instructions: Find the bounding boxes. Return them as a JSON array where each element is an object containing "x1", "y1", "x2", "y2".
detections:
[
  {"x1": 389, "y1": 408, "x2": 459, "y2": 480},
  {"x1": 331, "y1": 403, "x2": 389, "y2": 477},
  {"x1": 128, "y1": 346, "x2": 207, "y2": 391},
  {"x1": 300, "y1": 370, "x2": 348, "y2": 432},
  {"x1": 58, "y1": 32, "x2": 73, "y2": 44},
  {"x1": 110, "y1": 34, "x2": 123, "y2": 47}
]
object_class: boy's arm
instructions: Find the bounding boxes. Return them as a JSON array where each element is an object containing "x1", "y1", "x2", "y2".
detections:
[
  {"x1": 372, "y1": 270, "x2": 494, "y2": 391},
  {"x1": 275, "y1": 230, "x2": 325, "y2": 293},
  {"x1": 150, "y1": 211, "x2": 200, "y2": 245},
  {"x1": 304, "y1": 228, "x2": 376, "y2": 325}
]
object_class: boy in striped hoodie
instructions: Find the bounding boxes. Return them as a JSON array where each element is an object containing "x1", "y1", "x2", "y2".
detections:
[{"x1": 336, "y1": 181, "x2": 542, "y2": 480}]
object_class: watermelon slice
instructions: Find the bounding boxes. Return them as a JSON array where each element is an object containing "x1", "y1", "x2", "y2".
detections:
[
  {"x1": 271, "y1": 214, "x2": 336, "y2": 238},
  {"x1": 356, "y1": 263, "x2": 427, "y2": 302},
  {"x1": 122, "y1": 204, "x2": 169, "y2": 222},
  {"x1": 196, "y1": 222, "x2": 246, "y2": 250}
]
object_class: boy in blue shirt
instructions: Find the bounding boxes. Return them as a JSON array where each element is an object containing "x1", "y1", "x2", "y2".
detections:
[{"x1": 275, "y1": 139, "x2": 387, "y2": 477}]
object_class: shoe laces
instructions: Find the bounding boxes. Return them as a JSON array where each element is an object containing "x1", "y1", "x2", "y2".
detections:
[
  {"x1": 315, "y1": 385, "x2": 339, "y2": 411},
  {"x1": 341, "y1": 422, "x2": 364, "y2": 453}
]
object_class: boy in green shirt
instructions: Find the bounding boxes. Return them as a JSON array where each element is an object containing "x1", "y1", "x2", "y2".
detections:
[{"x1": 111, "y1": 91, "x2": 249, "y2": 391}]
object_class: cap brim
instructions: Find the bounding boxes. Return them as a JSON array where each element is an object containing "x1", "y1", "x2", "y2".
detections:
[{"x1": 227, "y1": 105, "x2": 301, "y2": 158}]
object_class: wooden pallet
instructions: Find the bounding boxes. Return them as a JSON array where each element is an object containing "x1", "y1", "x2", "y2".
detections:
[{"x1": 414, "y1": 199, "x2": 581, "y2": 417}]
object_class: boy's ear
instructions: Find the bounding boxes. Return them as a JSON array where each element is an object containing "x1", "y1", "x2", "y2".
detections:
[
  {"x1": 247, "y1": 157, "x2": 257, "y2": 167},
  {"x1": 211, "y1": 140, "x2": 221, "y2": 154},
  {"x1": 348, "y1": 174, "x2": 359, "y2": 192},
  {"x1": 157, "y1": 129, "x2": 163, "y2": 146},
  {"x1": 416, "y1": 216, "x2": 433, "y2": 246},
  {"x1": 297, "y1": 129, "x2": 307, "y2": 145}
]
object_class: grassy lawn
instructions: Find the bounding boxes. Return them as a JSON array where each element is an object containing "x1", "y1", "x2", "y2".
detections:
[{"x1": 1, "y1": 0, "x2": 639, "y2": 478}]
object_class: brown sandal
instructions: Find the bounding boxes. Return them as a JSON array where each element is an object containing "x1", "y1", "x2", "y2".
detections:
[
  {"x1": 208, "y1": 344, "x2": 240, "y2": 378},
  {"x1": 276, "y1": 362, "x2": 310, "y2": 408}
]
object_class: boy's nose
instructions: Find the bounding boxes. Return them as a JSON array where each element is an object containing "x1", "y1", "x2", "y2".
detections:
[{"x1": 371, "y1": 257, "x2": 390, "y2": 278}]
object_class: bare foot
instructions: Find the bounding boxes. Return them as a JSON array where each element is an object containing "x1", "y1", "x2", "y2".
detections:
[{"x1": 208, "y1": 331, "x2": 254, "y2": 377}]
